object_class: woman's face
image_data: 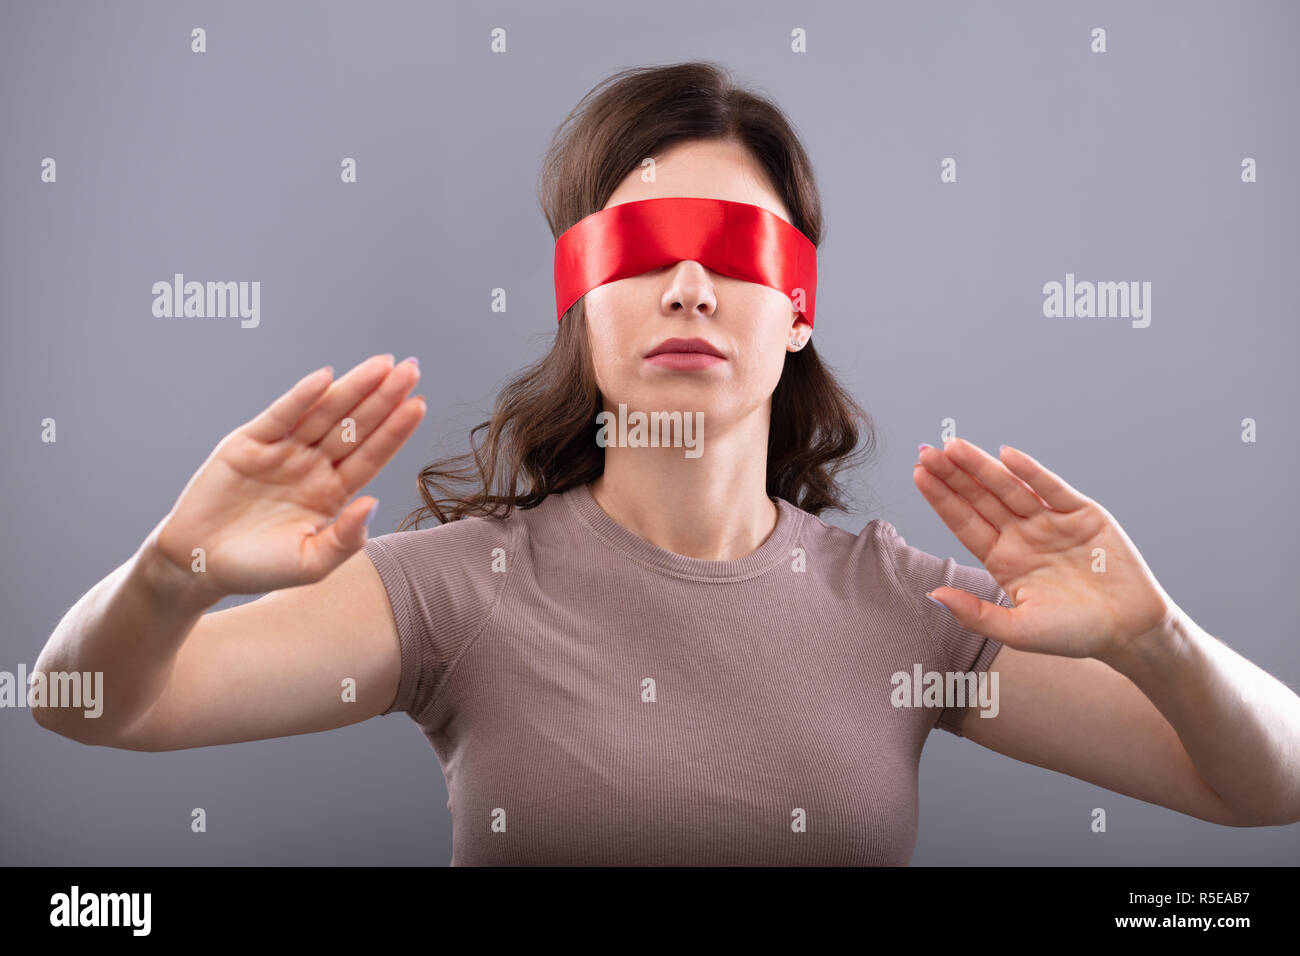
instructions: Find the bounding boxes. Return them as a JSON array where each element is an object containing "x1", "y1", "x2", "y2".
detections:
[{"x1": 582, "y1": 138, "x2": 811, "y2": 439}]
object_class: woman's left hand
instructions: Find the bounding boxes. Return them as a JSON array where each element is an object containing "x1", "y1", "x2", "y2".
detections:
[{"x1": 913, "y1": 438, "x2": 1179, "y2": 661}]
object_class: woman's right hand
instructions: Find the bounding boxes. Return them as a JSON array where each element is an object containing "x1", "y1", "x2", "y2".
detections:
[{"x1": 148, "y1": 354, "x2": 425, "y2": 601}]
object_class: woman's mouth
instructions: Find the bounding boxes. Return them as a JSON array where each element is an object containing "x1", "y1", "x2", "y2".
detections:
[{"x1": 644, "y1": 337, "x2": 726, "y2": 369}]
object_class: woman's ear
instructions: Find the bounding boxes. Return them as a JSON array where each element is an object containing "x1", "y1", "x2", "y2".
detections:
[{"x1": 786, "y1": 318, "x2": 812, "y2": 352}]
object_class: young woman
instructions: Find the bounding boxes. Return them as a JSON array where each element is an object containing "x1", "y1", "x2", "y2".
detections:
[{"x1": 33, "y1": 62, "x2": 1300, "y2": 865}]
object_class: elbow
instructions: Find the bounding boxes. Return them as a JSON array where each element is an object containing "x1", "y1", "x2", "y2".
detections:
[
  {"x1": 1238, "y1": 786, "x2": 1300, "y2": 827},
  {"x1": 1214, "y1": 800, "x2": 1300, "y2": 829},
  {"x1": 30, "y1": 699, "x2": 56, "y2": 732},
  {"x1": 28, "y1": 676, "x2": 131, "y2": 749},
  {"x1": 30, "y1": 695, "x2": 86, "y2": 742},
  {"x1": 1242, "y1": 808, "x2": 1300, "y2": 828},
  {"x1": 31, "y1": 709, "x2": 140, "y2": 749},
  {"x1": 28, "y1": 668, "x2": 63, "y2": 733},
  {"x1": 27, "y1": 658, "x2": 77, "y2": 737},
  {"x1": 30, "y1": 699, "x2": 87, "y2": 744}
]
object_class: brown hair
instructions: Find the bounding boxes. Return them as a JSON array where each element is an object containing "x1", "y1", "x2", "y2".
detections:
[{"x1": 398, "y1": 60, "x2": 875, "y2": 529}]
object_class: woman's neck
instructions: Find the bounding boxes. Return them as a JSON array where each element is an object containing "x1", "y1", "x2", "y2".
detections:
[{"x1": 588, "y1": 415, "x2": 778, "y2": 562}]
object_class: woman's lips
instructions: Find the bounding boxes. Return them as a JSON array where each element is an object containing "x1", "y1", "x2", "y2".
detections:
[
  {"x1": 644, "y1": 353, "x2": 726, "y2": 370},
  {"x1": 644, "y1": 336, "x2": 726, "y2": 370}
]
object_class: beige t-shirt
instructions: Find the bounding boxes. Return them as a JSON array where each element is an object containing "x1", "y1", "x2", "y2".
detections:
[{"x1": 363, "y1": 482, "x2": 1008, "y2": 866}]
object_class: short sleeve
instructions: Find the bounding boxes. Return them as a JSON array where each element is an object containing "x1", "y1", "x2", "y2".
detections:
[
  {"x1": 874, "y1": 520, "x2": 1012, "y2": 737},
  {"x1": 363, "y1": 515, "x2": 517, "y2": 723}
]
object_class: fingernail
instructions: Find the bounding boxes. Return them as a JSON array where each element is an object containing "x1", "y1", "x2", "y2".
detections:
[
  {"x1": 942, "y1": 436, "x2": 955, "y2": 446},
  {"x1": 926, "y1": 593, "x2": 949, "y2": 613},
  {"x1": 999, "y1": 444, "x2": 1009, "y2": 454},
  {"x1": 400, "y1": 356, "x2": 419, "y2": 368},
  {"x1": 918, "y1": 443, "x2": 934, "y2": 454},
  {"x1": 364, "y1": 500, "x2": 379, "y2": 526}
]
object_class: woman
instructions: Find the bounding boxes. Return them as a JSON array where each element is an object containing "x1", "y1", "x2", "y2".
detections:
[{"x1": 33, "y1": 62, "x2": 1300, "y2": 865}]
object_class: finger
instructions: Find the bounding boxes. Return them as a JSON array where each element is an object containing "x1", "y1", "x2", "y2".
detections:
[
  {"x1": 928, "y1": 587, "x2": 1021, "y2": 645},
  {"x1": 998, "y1": 445, "x2": 1092, "y2": 512},
  {"x1": 317, "y1": 358, "x2": 420, "y2": 463},
  {"x1": 912, "y1": 461, "x2": 998, "y2": 561},
  {"x1": 300, "y1": 495, "x2": 379, "y2": 579},
  {"x1": 939, "y1": 437, "x2": 1047, "y2": 518},
  {"x1": 242, "y1": 366, "x2": 334, "y2": 443},
  {"x1": 335, "y1": 395, "x2": 428, "y2": 494},
  {"x1": 290, "y1": 354, "x2": 396, "y2": 447},
  {"x1": 918, "y1": 443, "x2": 1018, "y2": 529}
]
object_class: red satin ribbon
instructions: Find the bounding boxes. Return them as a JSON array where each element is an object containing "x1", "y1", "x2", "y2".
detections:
[{"x1": 553, "y1": 197, "x2": 818, "y2": 327}]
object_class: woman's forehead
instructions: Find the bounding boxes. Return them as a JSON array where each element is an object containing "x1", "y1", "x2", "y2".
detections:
[{"x1": 603, "y1": 140, "x2": 793, "y2": 225}]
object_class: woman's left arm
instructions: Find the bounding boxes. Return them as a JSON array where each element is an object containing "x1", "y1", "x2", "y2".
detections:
[{"x1": 914, "y1": 437, "x2": 1300, "y2": 827}]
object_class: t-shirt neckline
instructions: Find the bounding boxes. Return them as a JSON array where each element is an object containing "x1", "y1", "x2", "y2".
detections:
[{"x1": 563, "y1": 481, "x2": 804, "y2": 582}]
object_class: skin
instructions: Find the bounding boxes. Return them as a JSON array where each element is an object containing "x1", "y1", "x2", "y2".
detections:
[
  {"x1": 31, "y1": 356, "x2": 424, "y2": 748},
  {"x1": 916, "y1": 439, "x2": 1300, "y2": 826},
  {"x1": 584, "y1": 138, "x2": 810, "y2": 559},
  {"x1": 31, "y1": 138, "x2": 1300, "y2": 830}
]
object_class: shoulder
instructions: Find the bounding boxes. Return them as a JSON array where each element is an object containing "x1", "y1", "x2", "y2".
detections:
[
  {"x1": 362, "y1": 505, "x2": 531, "y2": 603},
  {"x1": 366, "y1": 508, "x2": 519, "y2": 558},
  {"x1": 795, "y1": 510, "x2": 1007, "y2": 610},
  {"x1": 793, "y1": 509, "x2": 908, "y2": 578},
  {"x1": 361, "y1": 504, "x2": 537, "y2": 720}
]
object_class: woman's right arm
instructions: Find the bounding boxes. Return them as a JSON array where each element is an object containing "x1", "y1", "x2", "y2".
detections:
[{"x1": 31, "y1": 354, "x2": 427, "y2": 751}]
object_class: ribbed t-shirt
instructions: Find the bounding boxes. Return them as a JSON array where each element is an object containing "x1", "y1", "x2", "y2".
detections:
[{"x1": 363, "y1": 482, "x2": 1010, "y2": 866}]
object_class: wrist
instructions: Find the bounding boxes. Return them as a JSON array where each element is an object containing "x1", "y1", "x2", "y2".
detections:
[
  {"x1": 1095, "y1": 604, "x2": 1194, "y2": 678},
  {"x1": 133, "y1": 531, "x2": 228, "y2": 614}
]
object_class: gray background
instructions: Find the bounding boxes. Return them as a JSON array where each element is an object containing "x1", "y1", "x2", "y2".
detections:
[{"x1": 2, "y1": 0, "x2": 1296, "y2": 865}]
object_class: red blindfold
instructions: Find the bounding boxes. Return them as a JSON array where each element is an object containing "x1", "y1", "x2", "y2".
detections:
[{"x1": 553, "y1": 197, "x2": 818, "y2": 327}]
